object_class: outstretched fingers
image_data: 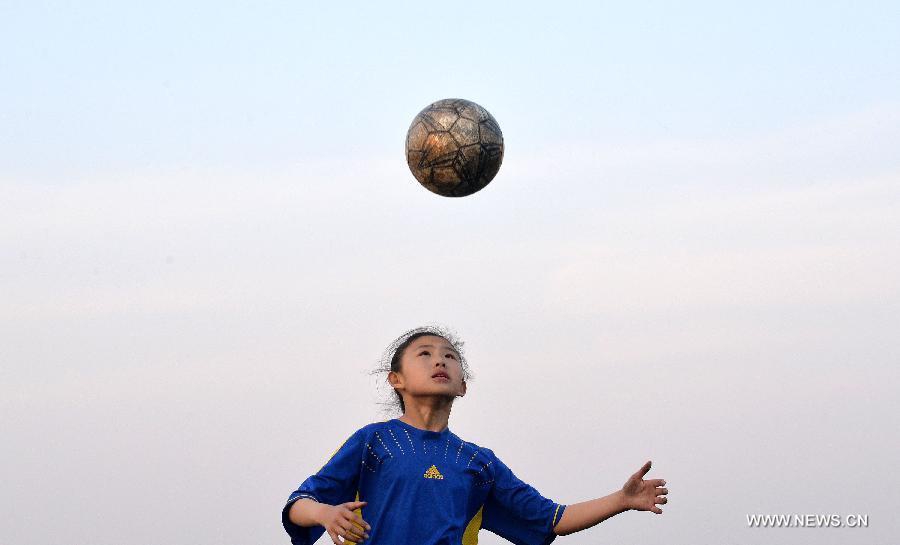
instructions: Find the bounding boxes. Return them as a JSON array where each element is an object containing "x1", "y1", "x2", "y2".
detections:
[
  {"x1": 626, "y1": 461, "x2": 669, "y2": 515},
  {"x1": 653, "y1": 484, "x2": 668, "y2": 514}
]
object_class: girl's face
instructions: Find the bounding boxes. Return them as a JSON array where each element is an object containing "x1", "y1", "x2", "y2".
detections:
[{"x1": 389, "y1": 335, "x2": 467, "y2": 402}]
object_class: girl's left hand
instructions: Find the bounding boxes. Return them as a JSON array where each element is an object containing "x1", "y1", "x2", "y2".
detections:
[{"x1": 621, "y1": 460, "x2": 668, "y2": 514}]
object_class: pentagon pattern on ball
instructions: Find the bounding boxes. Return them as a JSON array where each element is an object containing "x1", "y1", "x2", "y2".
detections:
[{"x1": 405, "y1": 98, "x2": 504, "y2": 197}]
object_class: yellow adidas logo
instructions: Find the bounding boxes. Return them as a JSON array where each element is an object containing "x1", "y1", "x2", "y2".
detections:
[{"x1": 423, "y1": 464, "x2": 444, "y2": 479}]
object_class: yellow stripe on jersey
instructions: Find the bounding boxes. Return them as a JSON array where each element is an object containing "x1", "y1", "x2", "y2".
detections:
[
  {"x1": 461, "y1": 504, "x2": 484, "y2": 545},
  {"x1": 344, "y1": 491, "x2": 364, "y2": 545},
  {"x1": 552, "y1": 504, "x2": 562, "y2": 527}
]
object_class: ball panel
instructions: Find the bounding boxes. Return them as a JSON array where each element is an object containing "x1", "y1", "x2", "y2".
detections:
[
  {"x1": 421, "y1": 132, "x2": 459, "y2": 167},
  {"x1": 478, "y1": 148, "x2": 502, "y2": 183},
  {"x1": 456, "y1": 102, "x2": 488, "y2": 122},
  {"x1": 450, "y1": 117, "x2": 479, "y2": 146},
  {"x1": 457, "y1": 144, "x2": 483, "y2": 180},
  {"x1": 478, "y1": 121, "x2": 502, "y2": 146},
  {"x1": 407, "y1": 150, "x2": 426, "y2": 171},
  {"x1": 406, "y1": 122, "x2": 429, "y2": 151},
  {"x1": 432, "y1": 166, "x2": 460, "y2": 185},
  {"x1": 422, "y1": 108, "x2": 459, "y2": 131}
]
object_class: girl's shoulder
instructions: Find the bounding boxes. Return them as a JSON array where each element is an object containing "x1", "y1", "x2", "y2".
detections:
[{"x1": 342, "y1": 421, "x2": 386, "y2": 442}]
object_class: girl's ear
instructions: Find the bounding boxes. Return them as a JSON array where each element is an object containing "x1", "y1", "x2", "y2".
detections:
[
  {"x1": 458, "y1": 380, "x2": 467, "y2": 397},
  {"x1": 388, "y1": 370, "x2": 403, "y2": 389}
]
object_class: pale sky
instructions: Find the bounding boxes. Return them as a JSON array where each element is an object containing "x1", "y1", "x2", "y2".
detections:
[{"x1": 2, "y1": 2, "x2": 899, "y2": 545}]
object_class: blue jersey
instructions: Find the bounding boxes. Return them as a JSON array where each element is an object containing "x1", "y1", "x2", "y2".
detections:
[{"x1": 282, "y1": 418, "x2": 566, "y2": 545}]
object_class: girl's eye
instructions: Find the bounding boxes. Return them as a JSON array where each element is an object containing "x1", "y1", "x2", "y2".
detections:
[{"x1": 417, "y1": 349, "x2": 457, "y2": 359}]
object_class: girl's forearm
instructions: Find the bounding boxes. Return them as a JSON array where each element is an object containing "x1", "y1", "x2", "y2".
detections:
[
  {"x1": 288, "y1": 498, "x2": 325, "y2": 527},
  {"x1": 553, "y1": 490, "x2": 629, "y2": 536}
]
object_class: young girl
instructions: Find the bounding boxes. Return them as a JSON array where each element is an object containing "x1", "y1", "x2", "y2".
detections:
[{"x1": 282, "y1": 325, "x2": 668, "y2": 545}]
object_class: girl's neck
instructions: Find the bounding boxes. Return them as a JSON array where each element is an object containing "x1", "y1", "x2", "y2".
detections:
[{"x1": 399, "y1": 405, "x2": 451, "y2": 433}]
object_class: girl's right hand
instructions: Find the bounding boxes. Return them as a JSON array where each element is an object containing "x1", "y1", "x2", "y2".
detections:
[{"x1": 319, "y1": 501, "x2": 371, "y2": 544}]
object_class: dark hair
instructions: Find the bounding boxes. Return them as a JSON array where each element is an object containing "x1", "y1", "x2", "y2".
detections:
[{"x1": 370, "y1": 325, "x2": 473, "y2": 416}]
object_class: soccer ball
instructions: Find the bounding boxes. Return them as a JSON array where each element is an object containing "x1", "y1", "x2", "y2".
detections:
[{"x1": 405, "y1": 98, "x2": 504, "y2": 197}]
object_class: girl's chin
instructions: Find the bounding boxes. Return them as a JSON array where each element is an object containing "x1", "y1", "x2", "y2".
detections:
[{"x1": 411, "y1": 389, "x2": 458, "y2": 397}]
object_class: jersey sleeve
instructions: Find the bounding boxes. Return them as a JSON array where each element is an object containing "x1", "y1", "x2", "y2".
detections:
[
  {"x1": 481, "y1": 451, "x2": 567, "y2": 545},
  {"x1": 281, "y1": 428, "x2": 366, "y2": 545}
]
